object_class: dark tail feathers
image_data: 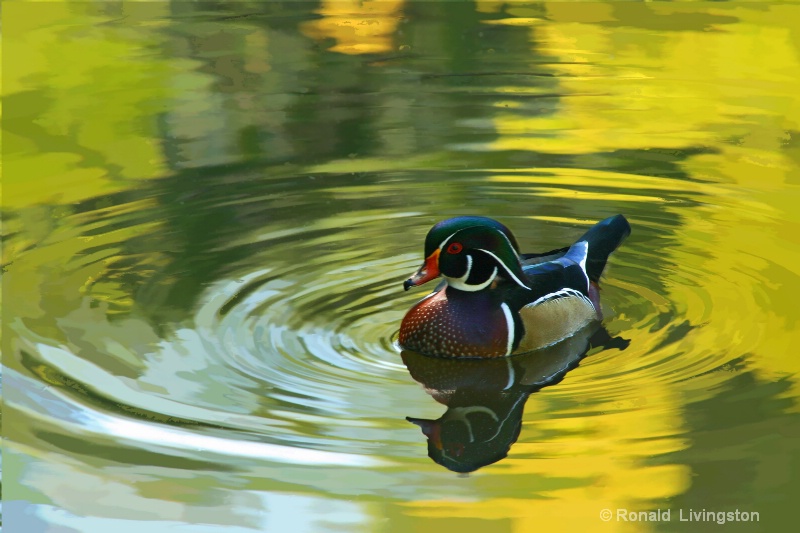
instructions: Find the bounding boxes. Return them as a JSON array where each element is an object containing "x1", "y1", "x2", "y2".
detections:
[{"x1": 578, "y1": 214, "x2": 631, "y2": 282}]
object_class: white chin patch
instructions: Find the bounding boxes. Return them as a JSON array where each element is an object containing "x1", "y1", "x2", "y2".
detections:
[{"x1": 446, "y1": 265, "x2": 497, "y2": 292}]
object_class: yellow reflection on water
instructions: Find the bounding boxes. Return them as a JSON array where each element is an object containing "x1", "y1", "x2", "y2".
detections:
[
  {"x1": 301, "y1": 0, "x2": 405, "y2": 55},
  {"x1": 4, "y1": 2, "x2": 173, "y2": 208},
  {"x1": 487, "y1": 3, "x2": 800, "y2": 158}
]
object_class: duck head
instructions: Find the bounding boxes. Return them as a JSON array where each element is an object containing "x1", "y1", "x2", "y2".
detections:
[{"x1": 403, "y1": 216, "x2": 530, "y2": 292}]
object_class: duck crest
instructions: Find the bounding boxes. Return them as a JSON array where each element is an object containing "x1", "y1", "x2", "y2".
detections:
[{"x1": 399, "y1": 287, "x2": 511, "y2": 358}]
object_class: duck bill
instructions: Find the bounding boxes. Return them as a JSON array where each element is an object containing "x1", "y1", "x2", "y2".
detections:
[
  {"x1": 407, "y1": 417, "x2": 443, "y2": 450},
  {"x1": 403, "y1": 249, "x2": 440, "y2": 291}
]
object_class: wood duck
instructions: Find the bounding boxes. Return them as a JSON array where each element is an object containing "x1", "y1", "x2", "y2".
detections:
[{"x1": 399, "y1": 214, "x2": 631, "y2": 358}]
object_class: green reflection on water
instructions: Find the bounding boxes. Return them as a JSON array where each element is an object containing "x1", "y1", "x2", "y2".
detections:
[{"x1": 4, "y1": 1, "x2": 800, "y2": 532}]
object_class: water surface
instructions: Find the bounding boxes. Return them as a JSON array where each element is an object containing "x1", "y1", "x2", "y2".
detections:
[{"x1": 4, "y1": 2, "x2": 800, "y2": 532}]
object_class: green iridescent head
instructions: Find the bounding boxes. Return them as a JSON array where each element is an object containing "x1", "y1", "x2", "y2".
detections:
[{"x1": 404, "y1": 216, "x2": 529, "y2": 292}]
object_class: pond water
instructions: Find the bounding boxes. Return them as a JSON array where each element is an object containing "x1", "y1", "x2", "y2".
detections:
[{"x1": 4, "y1": 2, "x2": 800, "y2": 532}]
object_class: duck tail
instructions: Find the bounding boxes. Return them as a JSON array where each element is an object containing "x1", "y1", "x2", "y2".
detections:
[{"x1": 578, "y1": 214, "x2": 631, "y2": 282}]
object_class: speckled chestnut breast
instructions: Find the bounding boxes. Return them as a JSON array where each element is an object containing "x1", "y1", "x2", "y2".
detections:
[{"x1": 399, "y1": 288, "x2": 510, "y2": 358}]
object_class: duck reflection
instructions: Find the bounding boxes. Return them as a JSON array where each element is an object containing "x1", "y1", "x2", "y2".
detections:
[{"x1": 402, "y1": 324, "x2": 629, "y2": 473}]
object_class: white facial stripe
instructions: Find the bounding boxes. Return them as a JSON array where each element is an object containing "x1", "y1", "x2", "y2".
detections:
[
  {"x1": 501, "y1": 302, "x2": 515, "y2": 356},
  {"x1": 438, "y1": 226, "x2": 527, "y2": 292},
  {"x1": 446, "y1": 265, "x2": 496, "y2": 292},
  {"x1": 451, "y1": 254, "x2": 473, "y2": 284},
  {"x1": 438, "y1": 232, "x2": 457, "y2": 252},
  {"x1": 497, "y1": 230, "x2": 518, "y2": 255},
  {"x1": 477, "y1": 249, "x2": 530, "y2": 290}
]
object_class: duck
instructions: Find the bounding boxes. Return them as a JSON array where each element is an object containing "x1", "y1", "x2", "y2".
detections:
[{"x1": 399, "y1": 214, "x2": 631, "y2": 358}]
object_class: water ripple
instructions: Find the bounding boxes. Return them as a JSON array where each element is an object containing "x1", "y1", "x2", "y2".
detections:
[{"x1": 7, "y1": 169, "x2": 788, "y2": 467}]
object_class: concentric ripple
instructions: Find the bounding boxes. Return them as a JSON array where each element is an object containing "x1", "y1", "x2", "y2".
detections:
[{"x1": 5, "y1": 169, "x2": 792, "y2": 470}]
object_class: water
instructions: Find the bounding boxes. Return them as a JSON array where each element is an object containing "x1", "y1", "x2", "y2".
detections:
[{"x1": 4, "y1": 2, "x2": 800, "y2": 531}]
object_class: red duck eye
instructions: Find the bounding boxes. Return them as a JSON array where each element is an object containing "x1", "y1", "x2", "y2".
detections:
[{"x1": 446, "y1": 242, "x2": 463, "y2": 254}]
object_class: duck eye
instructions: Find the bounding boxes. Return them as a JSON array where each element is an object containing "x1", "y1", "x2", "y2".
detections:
[{"x1": 446, "y1": 242, "x2": 463, "y2": 254}]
